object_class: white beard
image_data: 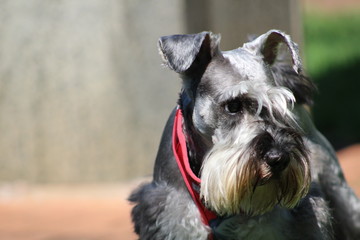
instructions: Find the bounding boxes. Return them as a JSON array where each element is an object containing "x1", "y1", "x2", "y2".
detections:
[{"x1": 199, "y1": 122, "x2": 310, "y2": 217}]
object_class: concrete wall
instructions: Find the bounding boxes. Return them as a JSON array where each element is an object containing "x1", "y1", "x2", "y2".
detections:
[
  {"x1": 0, "y1": 0, "x2": 302, "y2": 183},
  {"x1": 186, "y1": 0, "x2": 302, "y2": 49}
]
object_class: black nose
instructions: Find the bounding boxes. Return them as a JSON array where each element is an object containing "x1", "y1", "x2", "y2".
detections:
[{"x1": 265, "y1": 148, "x2": 290, "y2": 172}]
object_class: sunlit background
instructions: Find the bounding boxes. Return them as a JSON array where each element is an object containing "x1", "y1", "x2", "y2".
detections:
[{"x1": 0, "y1": 0, "x2": 359, "y2": 239}]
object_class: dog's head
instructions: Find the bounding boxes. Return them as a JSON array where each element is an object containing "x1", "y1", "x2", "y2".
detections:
[{"x1": 158, "y1": 30, "x2": 314, "y2": 217}]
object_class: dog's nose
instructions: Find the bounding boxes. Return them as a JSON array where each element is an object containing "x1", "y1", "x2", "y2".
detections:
[{"x1": 265, "y1": 148, "x2": 290, "y2": 172}]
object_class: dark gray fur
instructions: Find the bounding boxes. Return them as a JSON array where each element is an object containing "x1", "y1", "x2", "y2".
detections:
[{"x1": 129, "y1": 30, "x2": 360, "y2": 240}]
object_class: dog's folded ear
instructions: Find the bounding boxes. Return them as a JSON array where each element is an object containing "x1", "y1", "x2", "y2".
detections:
[
  {"x1": 243, "y1": 30, "x2": 302, "y2": 74},
  {"x1": 243, "y1": 30, "x2": 316, "y2": 105},
  {"x1": 158, "y1": 32, "x2": 221, "y2": 74}
]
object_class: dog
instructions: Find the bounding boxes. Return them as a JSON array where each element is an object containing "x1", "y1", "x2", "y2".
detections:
[{"x1": 129, "y1": 30, "x2": 360, "y2": 240}]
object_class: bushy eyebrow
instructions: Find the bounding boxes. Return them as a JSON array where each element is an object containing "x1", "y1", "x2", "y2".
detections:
[{"x1": 215, "y1": 80, "x2": 296, "y2": 125}]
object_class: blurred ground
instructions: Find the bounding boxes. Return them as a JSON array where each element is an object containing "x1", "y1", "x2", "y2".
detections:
[
  {"x1": 0, "y1": 183, "x2": 141, "y2": 240},
  {"x1": 0, "y1": 146, "x2": 359, "y2": 240},
  {"x1": 337, "y1": 144, "x2": 360, "y2": 193}
]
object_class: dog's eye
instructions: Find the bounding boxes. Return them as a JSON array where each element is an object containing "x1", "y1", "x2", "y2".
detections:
[{"x1": 225, "y1": 99, "x2": 243, "y2": 114}]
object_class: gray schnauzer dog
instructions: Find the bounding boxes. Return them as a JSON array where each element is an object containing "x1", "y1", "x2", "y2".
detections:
[{"x1": 129, "y1": 30, "x2": 360, "y2": 240}]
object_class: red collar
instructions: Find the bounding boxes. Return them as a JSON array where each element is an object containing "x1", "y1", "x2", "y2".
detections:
[{"x1": 172, "y1": 108, "x2": 217, "y2": 226}]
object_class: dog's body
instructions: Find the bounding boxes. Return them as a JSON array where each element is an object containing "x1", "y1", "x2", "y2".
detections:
[{"x1": 129, "y1": 30, "x2": 360, "y2": 240}]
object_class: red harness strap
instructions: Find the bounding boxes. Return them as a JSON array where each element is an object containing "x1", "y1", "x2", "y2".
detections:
[{"x1": 172, "y1": 108, "x2": 217, "y2": 230}]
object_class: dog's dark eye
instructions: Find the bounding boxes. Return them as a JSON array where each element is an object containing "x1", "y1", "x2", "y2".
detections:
[{"x1": 225, "y1": 99, "x2": 243, "y2": 114}]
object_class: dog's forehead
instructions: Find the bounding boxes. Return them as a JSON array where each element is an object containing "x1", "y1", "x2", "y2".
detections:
[
  {"x1": 222, "y1": 48, "x2": 268, "y2": 82},
  {"x1": 201, "y1": 48, "x2": 270, "y2": 96}
]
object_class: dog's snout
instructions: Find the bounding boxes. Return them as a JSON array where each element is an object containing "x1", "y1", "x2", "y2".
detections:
[{"x1": 265, "y1": 148, "x2": 290, "y2": 172}]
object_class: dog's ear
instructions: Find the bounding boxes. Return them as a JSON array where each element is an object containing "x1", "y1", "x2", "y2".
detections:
[
  {"x1": 158, "y1": 32, "x2": 221, "y2": 74},
  {"x1": 243, "y1": 30, "x2": 302, "y2": 74},
  {"x1": 243, "y1": 30, "x2": 316, "y2": 105}
]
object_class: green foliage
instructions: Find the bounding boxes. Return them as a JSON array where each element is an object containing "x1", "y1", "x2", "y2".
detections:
[
  {"x1": 304, "y1": 12, "x2": 360, "y2": 77},
  {"x1": 303, "y1": 11, "x2": 360, "y2": 149}
]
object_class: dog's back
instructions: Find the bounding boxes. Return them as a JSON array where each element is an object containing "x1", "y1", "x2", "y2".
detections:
[{"x1": 296, "y1": 105, "x2": 360, "y2": 239}]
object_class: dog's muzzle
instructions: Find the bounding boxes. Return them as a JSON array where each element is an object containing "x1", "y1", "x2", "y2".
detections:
[{"x1": 200, "y1": 126, "x2": 311, "y2": 217}]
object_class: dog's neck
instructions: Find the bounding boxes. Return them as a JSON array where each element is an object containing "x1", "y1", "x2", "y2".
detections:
[{"x1": 179, "y1": 91, "x2": 212, "y2": 177}]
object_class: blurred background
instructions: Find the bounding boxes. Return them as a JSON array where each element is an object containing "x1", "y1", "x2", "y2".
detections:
[{"x1": 0, "y1": 0, "x2": 359, "y2": 239}]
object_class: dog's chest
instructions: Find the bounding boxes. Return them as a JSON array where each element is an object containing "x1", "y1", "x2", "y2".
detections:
[
  {"x1": 214, "y1": 210, "x2": 291, "y2": 240},
  {"x1": 233, "y1": 219, "x2": 287, "y2": 240}
]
